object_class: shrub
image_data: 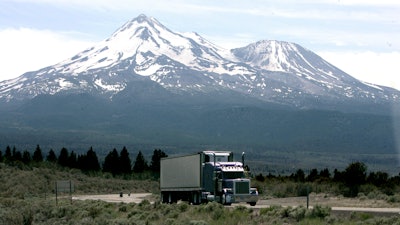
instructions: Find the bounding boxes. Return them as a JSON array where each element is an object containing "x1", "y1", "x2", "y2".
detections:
[
  {"x1": 289, "y1": 206, "x2": 306, "y2": 221},
  {"x1": 387, "y1": 194, "x2": 400, "y2": 203},
  {"x1": 0, "y1": 208, "x2": 23, "y2": 225},
  {"x1": 212, "y1": 208, "x2": 224, "y2": 220},
  {"x1": 118, "y1": 204, "x2": 127, "y2": 212},
  {"x1": 260, "y1": 205, "x2": 283, "y2": 217},
  {"x1": 88, "y1": 205, "x2": 102, "y2": 219},
  {"x1": 310, "y1": 205, "x2": 331, "y2": 219},
  {"x1": 146, "y1": 211, "x2": 160, "y2": 221},
  {"x1": 178, "y1": 201, "x2": 189, "y2": 212},
  {"x1": 296, "y1": 183, "x2": 312, "y2": 196},
  {"x1": 138, "y1": 199, "x2": 151, "y2": 211},
  {"x1": 189, "y1": 220, "x2": 209, "y2": 225},
  {"x1": 202, "y1": 201, "x2": 223, "y2": 213}
]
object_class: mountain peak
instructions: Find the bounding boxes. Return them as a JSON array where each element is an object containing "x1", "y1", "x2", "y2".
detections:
[
  {"x1": 135, "y1": 13, "x2": 151, "y2": 21},
  {"x1": 132, "y1": 14, "x2": 159, "y2": 24},
  {"x1": 111, "y1": 14, "x2": 165, "y2": 38}
]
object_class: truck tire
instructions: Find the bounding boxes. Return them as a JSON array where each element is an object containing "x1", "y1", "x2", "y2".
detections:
[
  {"x1": 191, "y1": 192, "x2": 200, "y2": 205},
  {"x1": 222, "y1": 194, "x2": 232, "y2": 206},
  {"x1": 161, "y1": 192, "x2": 177, "y2": 204},
  {"x1": 161, "y1": 192, "x2": 168, "y2": 203},
  {"x1": 249, "y1": 202, "x2": 256, "y2": 206}
]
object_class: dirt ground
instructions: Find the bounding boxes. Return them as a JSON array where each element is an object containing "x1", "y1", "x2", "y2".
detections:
[
  {"x1": 72, "y1": 193, "x2": 154, "y2": 204},
  {"x1": 72, "y1": 192, "x2": 400, "y2": 214},
  {"x1": 261, "y1": 193, "x2": 400, "y2": 208},
  {"x1": 257, "y1": 193, "x2": 400, "y2": 215}
]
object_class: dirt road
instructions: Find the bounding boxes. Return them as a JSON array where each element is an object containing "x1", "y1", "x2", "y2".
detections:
[
  {"x1": 72, "y1": 193, "x2": 153, "y2": 203},
  {"x1": 253, "y1": 194, "x2": 400, "y2": 215},
  {"x1": 72, "y1": 193, "x2": 400, "y2": 214}
]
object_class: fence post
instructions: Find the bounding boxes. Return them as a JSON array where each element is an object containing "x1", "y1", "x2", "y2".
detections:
[
  {"x1": 306, "y1": 186, "x2": 309, "y2": 209},
  {"x1": 55, "y1": 181, "x2": 58, "y2": 206}
]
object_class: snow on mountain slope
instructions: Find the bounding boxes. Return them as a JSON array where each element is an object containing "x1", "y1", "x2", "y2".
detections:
[
  {"x1": 0, "y1": 14, "x2": 398, "y2": 107},
  {"x1": 232, "y1": 40, "x2": 399, "y2": 101},
  {"x1": 54, "y1": 14, "x2": 250, "y2": 77},
  {"x1": 232, "y1": 40, "x2": 358, "y2": 83}
]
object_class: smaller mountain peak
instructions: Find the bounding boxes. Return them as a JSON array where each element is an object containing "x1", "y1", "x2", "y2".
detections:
[{"x1": 253, "y1": 40, "x2": 293, "y2": 47}]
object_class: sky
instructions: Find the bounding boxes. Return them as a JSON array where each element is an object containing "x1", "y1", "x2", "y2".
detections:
[{"x1": 0, "y1": 0, "x2": 399, "y2": 90}]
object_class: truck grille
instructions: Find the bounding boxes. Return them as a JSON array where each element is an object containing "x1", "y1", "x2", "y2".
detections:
[{"x1": 235, "y1": 181, "x2": 249, "y2": 194}]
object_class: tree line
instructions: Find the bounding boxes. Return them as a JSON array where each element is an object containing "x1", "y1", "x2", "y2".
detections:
[
  {"x1": 0, "y1": 145, "x2": 167, "y2": 175},
  {"x1": 255, "y1": 161, "x2": 400, "y2": 197}
]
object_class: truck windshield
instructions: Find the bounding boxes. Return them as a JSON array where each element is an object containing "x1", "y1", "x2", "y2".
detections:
[{"x1": 223, "y1": 172, "x2": 244, "y2": 179}]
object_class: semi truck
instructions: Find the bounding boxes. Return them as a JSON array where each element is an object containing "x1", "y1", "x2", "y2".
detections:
[{"x1": 160, "y1": 151, "x2": 258, "y2": 206}]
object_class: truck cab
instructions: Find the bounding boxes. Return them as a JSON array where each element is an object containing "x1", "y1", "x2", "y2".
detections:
[{"x1": 201, "y1": 151, "x2": 258, "y2": 205}]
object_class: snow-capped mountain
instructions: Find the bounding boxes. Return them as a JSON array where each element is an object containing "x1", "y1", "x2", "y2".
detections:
[
  {"x1": 0, "y1": 14, "x2": 398, "y2": 109},
  {"x1": 0, "y1": 14, "x2": 398, "y2": 160}
]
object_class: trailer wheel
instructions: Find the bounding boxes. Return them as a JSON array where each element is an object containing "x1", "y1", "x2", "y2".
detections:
[
  {"x1": 161, "y1": 192, "x2": 169, "y2": 203},
  {"x1": 191, "y1": 192, "x2": 200, "y2": 205},
  {"x1": 191, "y1": 192, "x2": 195, "y2": 205}
]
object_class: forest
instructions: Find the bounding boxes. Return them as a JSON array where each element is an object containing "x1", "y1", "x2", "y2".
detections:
[{"x1": 0, "y1": 145, "x2": 166, "y2": 175}]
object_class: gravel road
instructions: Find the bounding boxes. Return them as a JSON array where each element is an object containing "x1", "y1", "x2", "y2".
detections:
[
  {"x1": 72, "y1": 193, "x2": 153, "y2": 203},
  {"x1": 72, "y1": 193, "x2": 400, "y2": 214}
]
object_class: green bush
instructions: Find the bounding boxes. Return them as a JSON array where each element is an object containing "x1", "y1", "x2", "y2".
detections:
[
  {"x1": 387, "y1": 194, "x2": 400, "y2": 203},
  {"x1": 189, "y1": 220, "x2": 209, "y2": 225},
  {"x1": 310, "y1": 205, "x2": 331, "y2": 219},
  {"x1": 290, "y1": 206, "x2": 307, "y2": 221},
  {"x1": 178, "y1": 201, "x2": 189, "y2": 212},
  {"x1": 259, "y1": 205, "x2": 283, "y2": 217}
]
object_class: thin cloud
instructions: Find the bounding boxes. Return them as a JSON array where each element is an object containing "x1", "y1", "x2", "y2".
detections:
[
  {"x1": 0, "y1": 28, "x2": 93, "y2": 81},
  {"x1": 319, "y1": 51, "x2": 400, "y2": 90}
]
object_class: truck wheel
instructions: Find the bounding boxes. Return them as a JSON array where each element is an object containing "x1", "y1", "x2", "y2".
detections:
[
  {"x1": 191, "y1": 192, "x2": 200, "y2": 205},
  {"x1": 249, "y1": 202, "x2": 256, "y2": 206},
  {"x1": 223, "y1": 194, "x2": 232, "y2": 206},
  {"x1": 161, "y1": 192, "x2": 168, "y2": 203}
]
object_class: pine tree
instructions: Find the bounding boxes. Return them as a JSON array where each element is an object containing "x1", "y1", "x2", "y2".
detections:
[
  {"x1": 12, "y1": 147, "x2": 22, "y2": 162},
  {"x1": 103, "y1": 148, "x2": 119, "y2": 175},
  {"x1": 46, "y1": 149, "x2": 57, "y2": 163},
  {"x1": 119, "y1": 146, "x2": 132, "y2": 174},
  {"x1": 133, "y1": 151, "x2": 148, "y2": 173},
  {"x1": 77, "y1": 154, "x2": 85, "y2": 170},
  {"x1": 150, "y1": 149, "x2": 167, "y2": 173},
  {"x1": 319, "y1": 168, "x2": 331, "y2": 179},
  {"x1": 0, "y1": 150, "x2": 3, "y2": 162},
  {"x1": 343, "y1": 161, "x2": 367, "y2": 197},
  {"x1": 80, "y1": 147, "x2": 100, "y2": 172},
  {"x1": 32, "y1": 145, "x2": 43, "y2": 162},
  {"x1": 4, "y1": 146, "x2": 11, "y2": 162},
  {"x1": 22, "y1": 150, "x2": 32, "y2": 164},
  {"x1": 58, "y1": 147, "x2": 69, "y2": 167},
  {"x1": 68, "y1": 151, "x2": 78, "y2": 168}
]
